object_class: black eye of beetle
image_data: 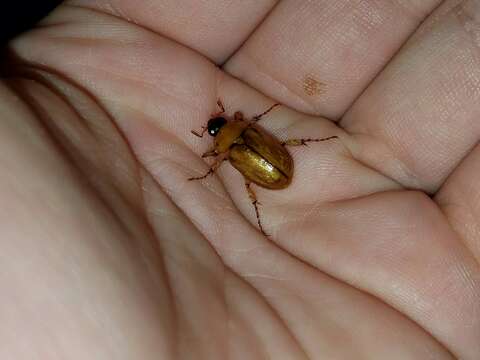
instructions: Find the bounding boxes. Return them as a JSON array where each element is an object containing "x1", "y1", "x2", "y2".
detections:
[{"x1": 207, "y1": 117, "x2": 227, "y2": 136}]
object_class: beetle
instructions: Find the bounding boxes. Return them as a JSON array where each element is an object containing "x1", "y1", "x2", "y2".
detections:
[{"x1": 189, "y1": 100, "x2": 338, "y2": 236}]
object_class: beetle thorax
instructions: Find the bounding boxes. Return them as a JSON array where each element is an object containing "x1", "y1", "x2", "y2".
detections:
[{"x1": 214, "y1": 120, "x2": 250, "y2": 153}]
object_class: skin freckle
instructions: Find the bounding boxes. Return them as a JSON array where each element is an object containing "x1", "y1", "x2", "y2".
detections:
[{"x1": 303, "y1": 75, "x2": 325, "y2": 96}]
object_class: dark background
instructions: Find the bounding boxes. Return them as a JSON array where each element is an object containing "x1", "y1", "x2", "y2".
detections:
[{"x1": 2, "y1": 1, "x2": 62, "y2": 45}]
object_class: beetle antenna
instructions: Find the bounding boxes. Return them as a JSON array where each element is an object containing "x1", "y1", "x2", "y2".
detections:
[{"x1": 252, "y1": 103, "x2": 280, "y2": 122}]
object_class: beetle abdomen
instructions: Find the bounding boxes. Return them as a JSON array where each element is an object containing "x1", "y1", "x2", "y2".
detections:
[{"x1": 229, "y1": 144, "x2": 291, "y2": 189}]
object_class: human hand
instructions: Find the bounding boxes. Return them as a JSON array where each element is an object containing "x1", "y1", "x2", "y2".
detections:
[{"x1": 1, "y1": 1, "x2": 479, "y2": 359}]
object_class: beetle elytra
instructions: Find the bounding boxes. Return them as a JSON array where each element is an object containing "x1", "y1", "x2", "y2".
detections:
[{"x1": 189, "y1": 100, "x2": 338, "y2": 236}]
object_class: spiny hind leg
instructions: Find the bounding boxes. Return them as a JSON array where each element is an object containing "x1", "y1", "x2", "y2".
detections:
[
  {"x1": 281, "y1": 136, "x2": 338, "y2": 146},
  {"x1": 245, "y1": 181, "x2": 268, "y2": 236}
]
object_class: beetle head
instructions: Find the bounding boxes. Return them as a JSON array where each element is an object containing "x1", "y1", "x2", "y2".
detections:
[{"x1": 207, "y1": 117, "x2": 227, "y2": 136}]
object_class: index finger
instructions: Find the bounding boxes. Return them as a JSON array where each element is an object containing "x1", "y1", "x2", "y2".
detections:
[{"x1": 67, "y1": 0, "x2": 277, "y2": 62}]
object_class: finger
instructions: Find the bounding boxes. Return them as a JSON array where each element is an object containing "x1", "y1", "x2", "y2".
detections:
[
  {"x1": 66, "y1": 0, "x2": 277, "y2": 62},
  {"x1": 436, "y1": 143, "x2": 480, "y2": 263},
  {"x1": 224, "y1": 0, "x2": 441, "y2": 118},
  {"x1": 341, "y1": 0, "x2": 480, "y2": 192}
]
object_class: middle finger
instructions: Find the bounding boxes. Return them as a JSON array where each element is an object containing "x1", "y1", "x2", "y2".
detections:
[{"x1": 225, "y1": 0, "x2": 441, "y2": 118}]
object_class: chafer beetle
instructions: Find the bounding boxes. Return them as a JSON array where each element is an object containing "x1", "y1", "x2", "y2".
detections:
[{"x1": 189, "y1": 100, "x2": 337, "y2": 236}]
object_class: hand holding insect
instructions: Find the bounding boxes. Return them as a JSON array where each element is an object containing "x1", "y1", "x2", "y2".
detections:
[{"x1": 3, "y1": 1, "x2": 479, "y2": 359}]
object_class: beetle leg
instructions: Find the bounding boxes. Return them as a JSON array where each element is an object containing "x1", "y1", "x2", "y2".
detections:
[
  {"x1": 245, "y1": 181, "x2": 268, "y2": 236},
  {"x1": 233, "y1": 111, "x2": 244, "y2": 121},
  {"x1": 281, "y1": 136, "x2": 338, "y2": 146},
  {"x1": 201, "y1": 149, "x2": 217, "y2": 158},
  {"x1": 188, "y1": 153, "x2": 228, "y2": 181},
  {"x1": 210, "y1": 99, "x2": 226, "y2": 118},
  {"x1": 252, "y1": 103, "x2": 280, "y2": 122},
  {"x1": 216, "y1": 99, "x2": 225, "y2": 114}
]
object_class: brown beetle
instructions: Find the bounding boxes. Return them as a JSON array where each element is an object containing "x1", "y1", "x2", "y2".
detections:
[{"x1": 189, "y1": 100, "x2": 337, "y2": 236}]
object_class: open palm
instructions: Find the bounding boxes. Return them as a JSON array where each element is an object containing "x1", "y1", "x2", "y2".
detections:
[{"x1": 2, "y1": 1, "x2": 479, "y2": 359}]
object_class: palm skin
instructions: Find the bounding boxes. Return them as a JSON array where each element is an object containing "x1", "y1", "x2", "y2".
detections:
[{"x1": 0, "y1": 0, "x2": 479, "y2": 359}]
